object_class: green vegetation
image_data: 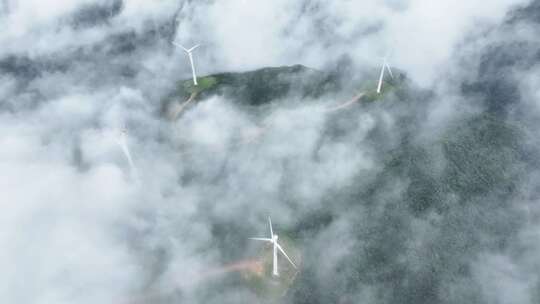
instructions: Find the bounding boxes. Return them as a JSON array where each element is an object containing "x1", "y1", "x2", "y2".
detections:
[
  {"x1": 366, "y1": 113, "x2": 524, "y2": 215},
  {"x1": 183, "y1": 76, "x2": 219, "y2": 95},
  {"x1": 165, "y1": 65, "x2": 343, "y2": 109},
  {"x1": 164, "y1": 64, "x2": 409, "y2": 115}
]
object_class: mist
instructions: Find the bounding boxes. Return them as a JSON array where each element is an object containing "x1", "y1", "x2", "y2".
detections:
[{"x1": 1, "y1": 0, "x2": 539, "y2": 303}]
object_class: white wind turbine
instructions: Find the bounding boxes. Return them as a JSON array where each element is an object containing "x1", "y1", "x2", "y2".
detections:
[
  {"x1": 376, "y1": 55, "x2": 394, "y2": 94},
  {"x1": 249, "y1": 217, "x2": 297, "y2": 277},
  {"x1": 172, "y1": 42, "x2": 201, "y2": 86}
]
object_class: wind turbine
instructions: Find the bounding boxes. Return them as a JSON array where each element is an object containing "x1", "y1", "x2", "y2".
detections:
[
  {"x1": 376, "y1": 55, "x2": 394, "y2": 94},
  {"x1": 172, "y1": 42, "x2": 200, "y2": 86},
  {"x1": 249, "y1": 217, "x2": 297, "y2": 277}
]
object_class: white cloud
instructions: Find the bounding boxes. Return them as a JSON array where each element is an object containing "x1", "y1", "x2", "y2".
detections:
[
  {"x1": 175, "y1": 0, "x2": 530, "y2": 85},
  {"x1": 0, "y1": 0, "x2": 538, "y2": 303}
]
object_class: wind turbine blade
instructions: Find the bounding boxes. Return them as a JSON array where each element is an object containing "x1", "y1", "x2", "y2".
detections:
[
  {"x1": 171, "y1": 41, "x2": 189, "y2": 52},
  {"x1": 249, "y1": 237, "x2": 273, "y2": 242},
  {"x1": 118, "y1": 134, "x2": 139, "y2": 181},
  {"x1": 276, "y1": 243, "x2": 297, "y2": 269},
  {"x1": 268, "y1": 217, "x2": 273, "y2": 237},
  {"x1": 386, "y1": 63, "x2": 394, "y2": 79},
  {"x1": 188, "y1": 44, "x2": 200, "y2": 52},
  {"x1": 121, "y1": 143, "x2": 135, "y2": 169}
]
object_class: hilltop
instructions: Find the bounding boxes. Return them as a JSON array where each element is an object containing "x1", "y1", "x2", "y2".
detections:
[{"x1": 162, "y1": 64, "x2": 408, "y2": 119}]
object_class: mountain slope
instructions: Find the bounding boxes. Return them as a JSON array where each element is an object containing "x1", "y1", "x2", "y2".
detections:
[{"x1": 163, "y1": 64, "x2": 408, "y2": 119}]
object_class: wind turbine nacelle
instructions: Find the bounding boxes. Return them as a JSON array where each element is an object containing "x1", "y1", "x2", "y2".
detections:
[{"x1": 273, "y1": 235, "x2": 278, "y2": 241}]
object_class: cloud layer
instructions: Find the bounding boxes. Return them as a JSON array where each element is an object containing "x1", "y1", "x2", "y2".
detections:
[{"x1": 1, "y1": 0, "x2": 539, "y2": 303}]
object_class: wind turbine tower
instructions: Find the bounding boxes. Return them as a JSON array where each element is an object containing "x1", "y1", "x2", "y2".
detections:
[
  {"x1": 249, "y1": 217, "x2": 297, "y2": 277},
  {"x1": 172, "y1": 42, "x2": 200, "y2": 86}
]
